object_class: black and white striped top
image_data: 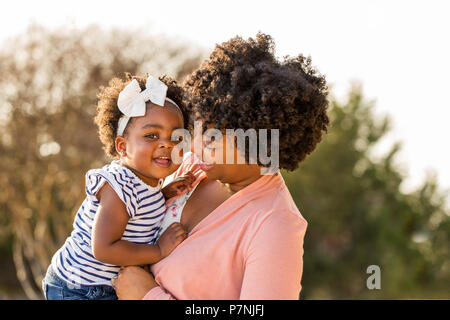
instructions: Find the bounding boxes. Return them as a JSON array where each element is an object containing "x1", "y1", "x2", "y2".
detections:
[{"x1": 51, "y1": 160, "x2": 166, "y2": 287}]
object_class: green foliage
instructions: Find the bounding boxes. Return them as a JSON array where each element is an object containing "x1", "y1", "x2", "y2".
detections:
[
  {"x1": 0, "y1": 24, "x2": 448, "y2": 299},
  {"x1": 283, "y1": 86, "x2": 450, "y2": 299}
]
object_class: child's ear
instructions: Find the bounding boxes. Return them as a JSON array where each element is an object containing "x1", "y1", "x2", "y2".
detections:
[{"x1": 115, "y1": 136, "x2": 127, "y2": 157}]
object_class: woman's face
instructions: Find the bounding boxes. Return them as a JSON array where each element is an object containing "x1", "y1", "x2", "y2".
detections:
[{"x1": 192, "y1": 121, "x2": 260, "y2": 184}]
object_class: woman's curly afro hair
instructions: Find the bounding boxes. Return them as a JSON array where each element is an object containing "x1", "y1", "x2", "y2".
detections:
[
  {"x1": 183, "y1": 33, "x2": 330, "y2": 171},
  {"x1": 94, "y1": 73, "x2": 187, "y2": 159}
]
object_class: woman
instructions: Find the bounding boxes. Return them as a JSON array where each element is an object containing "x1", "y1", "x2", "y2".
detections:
[{"x1": 112, "y1": 33, "x2": 329, "y2": 300}]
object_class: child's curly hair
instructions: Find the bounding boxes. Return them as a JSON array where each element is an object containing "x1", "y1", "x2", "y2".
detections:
[
  {"x1": 95, "y1": 73, "x2": 188, "y2": 159},
  {"x1": 183, "y1": 33, "x2": 330, "y2": 171}
]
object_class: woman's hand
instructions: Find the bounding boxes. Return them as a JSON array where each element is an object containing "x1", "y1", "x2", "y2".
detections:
[{"x1": 112, "y1": 266, "x2": 158, "y2": 300}]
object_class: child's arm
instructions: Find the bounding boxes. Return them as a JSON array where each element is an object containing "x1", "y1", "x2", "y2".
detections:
[{"x1": 91, "y1": 183, "x2": 187, "y2": 266}]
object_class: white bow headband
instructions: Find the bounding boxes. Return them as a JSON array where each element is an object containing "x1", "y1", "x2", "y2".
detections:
[{"x1": 116, "y1": 76, "x2": 181, "y2": 136}]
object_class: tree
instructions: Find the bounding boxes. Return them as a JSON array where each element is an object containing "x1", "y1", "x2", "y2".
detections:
[
  {"x1": 1, "y1": 25, "x2": 448, "y2": 299},
  {"x1": 0, "y1": 24, "x2": 204, "y2": 299},
  {"x1": 283, "y1": 85, "x2": 450, "y2": 299}
]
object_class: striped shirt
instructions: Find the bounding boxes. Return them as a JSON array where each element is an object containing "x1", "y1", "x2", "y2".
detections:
[{"x1": 51, "y1": 160, "x2": 166, "y2": 287}]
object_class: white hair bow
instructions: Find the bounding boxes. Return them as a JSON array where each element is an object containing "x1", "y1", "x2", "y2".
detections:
[{"x1": 116, "y1": 76, "x2": 172, "y2": 136}]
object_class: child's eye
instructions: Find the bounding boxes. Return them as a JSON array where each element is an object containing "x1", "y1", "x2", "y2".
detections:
[
  {"x1": 171, "y1": 136, "x2": 183, "y2": 142},
  {"x1": 145, "y1": 133, "x2": 158, "y2": 140}
]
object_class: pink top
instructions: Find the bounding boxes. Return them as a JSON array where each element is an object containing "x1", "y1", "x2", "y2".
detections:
[{"x1": 144, "y1": 154, "x2": 308, "y2": 300}]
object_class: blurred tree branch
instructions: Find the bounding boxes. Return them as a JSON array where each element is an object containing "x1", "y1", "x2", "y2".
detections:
[{"x1": 0, "y1": 24, "x2": 204, "y2": 299}]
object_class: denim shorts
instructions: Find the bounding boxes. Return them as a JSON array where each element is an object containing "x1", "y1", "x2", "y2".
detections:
[{"x1": 42, "y1": 265, "x2": 118, "y2": 300}]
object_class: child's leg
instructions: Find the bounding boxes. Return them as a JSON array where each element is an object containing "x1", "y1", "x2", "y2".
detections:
[
  {"x1": 42, "y1": 265, "x2": 87, "y2": 300},
  {"x1": 85, "y1": 285, "x2": 118, "y2": 300},
  {"x1": 60, "y1": 282, "x2": 117, "y2": 300},
  {"x1": 42, "y1": 265, "x2": 67, "y2": 300},
  {"x1": 42, "y1": 270, "x2": 64, "y2": 300},
  {"x1": 42, "y1": 265, "x2": 117, "y2": 300}
]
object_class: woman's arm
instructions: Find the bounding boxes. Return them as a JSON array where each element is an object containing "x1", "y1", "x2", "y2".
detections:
[
  {"x1": 91, "y1": 183, "x2": 186, "y2": 266},
  {"x1": 240, "y1": 211, "x2": 307, "y2": 300}
]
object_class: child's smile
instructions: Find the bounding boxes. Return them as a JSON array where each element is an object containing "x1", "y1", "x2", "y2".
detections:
[{"x1": 153, "y1": 152, "x2": 173, "y2": 168}]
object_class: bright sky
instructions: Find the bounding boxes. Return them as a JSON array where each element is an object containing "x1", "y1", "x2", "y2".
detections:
[{"x1": 2, "y1": 0, "x2": 450, "y2": 200}]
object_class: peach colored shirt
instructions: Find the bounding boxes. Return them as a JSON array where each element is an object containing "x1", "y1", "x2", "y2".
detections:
[{"x1": 144, "y1": 154, "x2": 308, "y2": 300}]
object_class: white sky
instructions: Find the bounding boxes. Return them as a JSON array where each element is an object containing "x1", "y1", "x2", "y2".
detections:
[{"x1": 2, "y1": 0, "x2": 450, "y2": 200}]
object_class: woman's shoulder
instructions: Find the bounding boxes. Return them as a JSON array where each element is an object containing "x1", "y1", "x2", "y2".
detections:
[
  {"x1": 249, "y1": 203, "x2": 307, "y2": 233},
  {"x1": 240, "y1": 196, "x2": 307, "y2": 253},
  {"x1": 244, "y1": 176, "x2": 307, "y2": 231}
]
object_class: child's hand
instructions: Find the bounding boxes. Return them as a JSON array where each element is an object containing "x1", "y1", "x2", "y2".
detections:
[
  {"x1": 161, "y1": 172, "x2": 196, "y2": 199},
  {"x1": 156, "y1": 222, "x2": 187, "y2": 258}
]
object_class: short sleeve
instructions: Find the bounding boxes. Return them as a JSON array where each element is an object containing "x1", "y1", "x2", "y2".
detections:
[
  {"x1": 240, "y1": 210, "x2": 307, "y2": 299},
  {"x1": 85, "y1": 167, "x2": 138, "y2": 219}
]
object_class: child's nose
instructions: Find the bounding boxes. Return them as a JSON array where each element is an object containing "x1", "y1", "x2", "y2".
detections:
[{"x1": 158, "y1": 138, "x2": 175, "y2": 148}]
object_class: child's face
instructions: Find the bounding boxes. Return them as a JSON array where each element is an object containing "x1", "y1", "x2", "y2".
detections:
[{"x1": 116, "y1": 101, "x2": 184, "y2": 186}]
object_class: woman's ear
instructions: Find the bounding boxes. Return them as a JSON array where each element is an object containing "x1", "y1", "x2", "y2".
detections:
[{"x1": 115, "y1": 136, "x2": 127, "y2": 157}]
